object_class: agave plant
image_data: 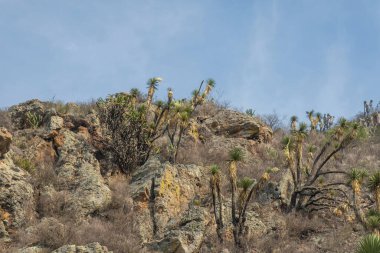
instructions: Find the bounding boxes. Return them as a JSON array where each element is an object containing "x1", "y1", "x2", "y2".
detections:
[
  {"x1": 369, "y1": 171, "x2": 380, "y2": 213},
  {"x1": 356, "y1": 234, "x2": 380, "y2": 253}
]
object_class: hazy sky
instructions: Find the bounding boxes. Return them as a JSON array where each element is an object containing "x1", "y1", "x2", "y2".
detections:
[{"x1": 0, "y1": 0, "x2": 379, "y2": 119}]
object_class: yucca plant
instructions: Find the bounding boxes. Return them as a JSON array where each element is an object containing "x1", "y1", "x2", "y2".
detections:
[
  {"x1": 146, "y1": 77, "x2": 162, "y2": 108},
  {"x1": 210, "y1": 165, "x2": 223, "y2": 241},
  {"x1": 367, "y1": 216, "x2": 380, "y2": 236},
  {"x1": 290, "y1": 115, "x2": 298, "y2": 131},
  {"x1": 228, "y1": 147, "x2": 244, "y2": 227},
  {"x1": 369, "y1": 171, "x2": 380, "y2": 213},
  {"x1": 237, "y1": 177, "x2": 254, "y2": 212},
  {"x1": 356, "y1": 234, "x2": 380, "y2": 253}
]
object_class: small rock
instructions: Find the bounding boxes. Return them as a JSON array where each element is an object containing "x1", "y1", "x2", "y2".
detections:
[
  {"x1": 47, "y1": 116, "x2": 64, "y2": 131},
  {"x1": 51, "y1": 242, "x2": 112, "y2": 253}
]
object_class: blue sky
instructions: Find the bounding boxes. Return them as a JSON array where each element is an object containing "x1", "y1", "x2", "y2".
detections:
[{"x1": 0, "y1": 0, "x2": 379, "y2": 119}]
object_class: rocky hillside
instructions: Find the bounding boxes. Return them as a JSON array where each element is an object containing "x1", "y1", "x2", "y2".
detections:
[{"x1": 0, "y1": 97, "x2": 379, "y2": 253}]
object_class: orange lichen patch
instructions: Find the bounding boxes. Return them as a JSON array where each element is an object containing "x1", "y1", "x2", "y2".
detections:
[
  {"x1": 53, "y1": 134, "x2": 65, "y2": 148},
  {"x1": 0, "y1": 208, "x2": 10, "y2": 222}
]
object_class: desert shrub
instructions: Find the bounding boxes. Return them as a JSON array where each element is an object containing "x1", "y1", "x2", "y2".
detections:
[
  {"x1": 97, "y1": 92, "x2": 153, "y2": 173},
  {"x1": 0, "y1": 109, "x2": 12, "y2": 130}
]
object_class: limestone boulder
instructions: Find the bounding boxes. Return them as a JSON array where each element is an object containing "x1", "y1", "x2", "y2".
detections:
[
  {"x1": 204, "y1": 109, "x2": 272, "y2": 143},
  {"x1": 130, "y1": 158, "x2": 209, "y2": 249},
  {"x1": 0, "y1": 127, "x2": 12, "y2": 157}
]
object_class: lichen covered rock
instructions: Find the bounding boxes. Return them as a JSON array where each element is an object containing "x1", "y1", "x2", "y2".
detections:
[
  {"x1": 51, "y1": 242, "x2": 112, "y2": 253},
  {"x1": 54, "y1": 129, "x2": 111, "y2": 217},
  {"x1": 9, "y1": 99, "x2": 45, "y2": 129},
  {"x1": 204, "y1": 109, "x2": 272, "y2": 143}
]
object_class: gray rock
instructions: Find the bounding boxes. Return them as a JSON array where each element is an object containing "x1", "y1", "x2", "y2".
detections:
[
  {"x1": 55, "y1": 129, "x2": 111, "y2": 217},
  {"x1": 204, "y1": 109, "x2": 272, "y2": 142},
  {"x1": 0, "y1": 127, "x2": 12, "y2": 157},
  {"x1": 51, "y1": 242, "x2": 112, "y2": 253},
  {"x1": 0, "y1": 153, "x2": 34, "y2": 227},
  {"x1": 9, "y1": 99, "x2": 45, "y2": 129},
  {"x1": 18, "y1": 246, "x2": 49, "y2": 253}
]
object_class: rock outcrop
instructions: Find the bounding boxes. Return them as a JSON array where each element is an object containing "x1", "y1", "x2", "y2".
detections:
[
  {"x1": 51, "y1": 242, "x2": 111, "y2": 253},
  {"x1": 204, "y1": 109, "x2": 272, "y2": 143},
  {"x1": 0, "y1": 127, "x2": 12, "y2": 157},
  {"x1": 53, "y1": 129, "x2": 111, "y2": 217},
  {"x1": 9, "y1": 99, "x2": 45, "y2": 129},
  {"x1": 0, "y1": 154, "x2": 34, "y2": 228}
]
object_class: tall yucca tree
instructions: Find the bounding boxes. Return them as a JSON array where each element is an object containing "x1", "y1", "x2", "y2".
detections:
[
  {"x1": 313, "y1": 112, "x2": 322, "y2": 131},
  {"x1": 237, "y1": 177, "x2": 254, "y2": 213},
  {"x1": 306, "y1": 110, "x2": 315, "y2": 130},
  {"x1": 347, "y1": 168, "x2": 367, "y2": 226},
  {"x1": 290, "y1": 115, "x2": 298, "y2": 131},
  {"x1": 369, "y1": 171, "x2": 380, "y2": 213},
  {"x1": 203, "y1": 78, "x2": 215, "y2": 97},
  {"x1": 146, "y1": 77, "x2": 162, "y2": 108},
  {"x1": 228, "y1": 148, "x2": 244, "y2": 225},
  {"x1": 295, "y1": 122, "x2": 308, "y2": 183}
]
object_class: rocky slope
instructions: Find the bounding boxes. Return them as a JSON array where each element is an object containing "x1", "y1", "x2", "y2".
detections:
[{"x1": 0, "y1": 99, "x2": 377, "y2": 253}]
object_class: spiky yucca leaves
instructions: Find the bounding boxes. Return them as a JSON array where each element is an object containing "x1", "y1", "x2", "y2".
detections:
[
  {"x1": 146, "y1": 77, "x2": 162, "y2": 108},
  {"x1": 356, "y1": 234, "x2": 380, "y2": 253},
  {"x1": 369, "y1": 172, "x2": 380, "y2": 213},
  {"x1": 290, "y1": 115, "x2": 298, "y2": 131}
]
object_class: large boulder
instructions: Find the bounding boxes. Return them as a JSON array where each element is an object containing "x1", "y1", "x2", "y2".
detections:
[
  {"x1": 0, "y1": 127, "x2": 12, "y2": 157},
  {"x1": 51, "y1": 242, "x2": 112, "y2": 253},
  {"x1": 204, "y1": 109, "x2": 272, "y2": 143},
  {"x1": 9, "y1": 99, "x2": 45, "y2": 129},
  {"x1": 0, "y1": 154, "x2": 34, "y2": 228},
  {"x1": 130, "y1": 158, "x2": 209, "y2": 251},
  {"x1": 54, "y1": 129, "x2": 111, "y2": 217}
]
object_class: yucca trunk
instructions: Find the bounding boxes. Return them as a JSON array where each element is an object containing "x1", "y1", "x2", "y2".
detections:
[
  {"x1": 352, "y1": 181, "x2": 367, "y2": 228},
  {"x1": 147, "y1": 86, "x2": 154, "y2": 108},
  {"x1": 216, "y1": 182, "x2": 223, "y2": 228},
  {"x1": 376, "y1": 187, "x2": 380, "y2": 213},
  {"x1": 291, "y1": 121, "x2": 297, "y2": 131},
  {"x1": 229, "y1": 162, "x2": 237, "y2": 225}
]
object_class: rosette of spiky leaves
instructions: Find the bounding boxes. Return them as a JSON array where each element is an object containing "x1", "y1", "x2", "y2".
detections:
[
  {"x1": 369, "y1": 171, "x2": 380, "y2": 213},
  {"x1": 210, "y1": 165, "x2": 221, "y2": 189},
  {"x1": 356, "y1": 234, "x2": 380, "y2": 253},
  {"x1": 347, "y1": 168, "x2": 367, "y2": 194}
]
